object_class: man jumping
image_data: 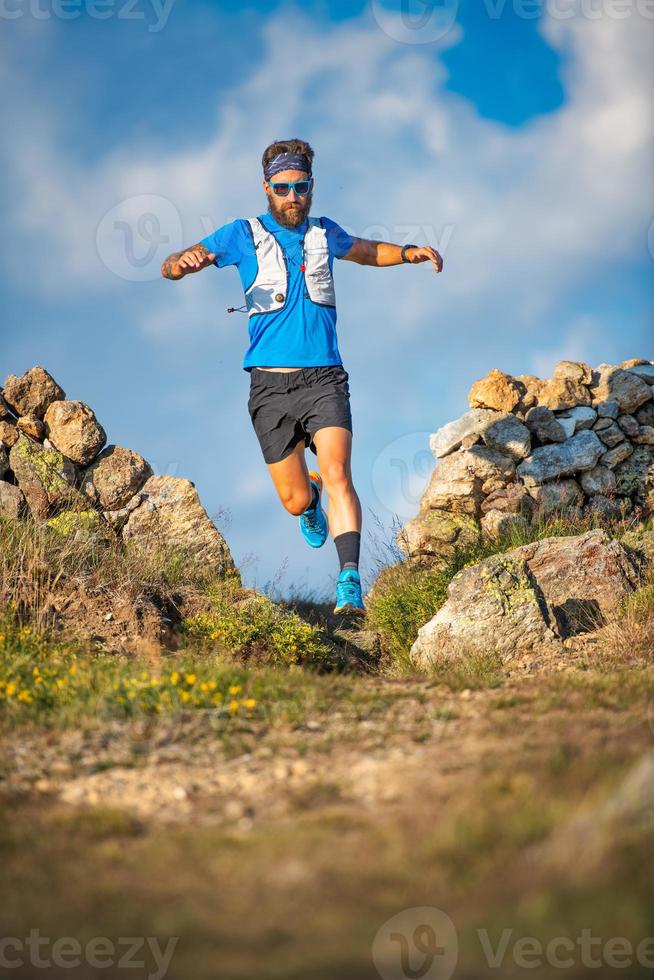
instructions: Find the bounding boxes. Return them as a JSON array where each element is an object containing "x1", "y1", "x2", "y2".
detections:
[{"x1": 161, "y1": 138, "x2": 443, "y2": 617}]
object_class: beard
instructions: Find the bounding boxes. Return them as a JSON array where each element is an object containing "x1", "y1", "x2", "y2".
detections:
[{"x1": 267, "y1": 189, "x2": 313, "y2": 229}]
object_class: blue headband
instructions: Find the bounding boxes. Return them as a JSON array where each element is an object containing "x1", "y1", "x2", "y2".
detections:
[{"x1": 264, "y1": 152, "x2": 312, "y2": 181}]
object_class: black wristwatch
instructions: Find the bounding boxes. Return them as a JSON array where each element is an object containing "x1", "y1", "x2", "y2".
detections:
[{"x1": 401, "y1": 244, "x2": 418, "y2": 263}]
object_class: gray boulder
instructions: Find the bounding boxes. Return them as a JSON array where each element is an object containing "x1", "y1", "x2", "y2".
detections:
[
  {"x1": 430, "y1": 409, "x2": 495, "y2": 459},
  {"x1": 516, "y1": 430, "x2": 604, "y2": 486},
  {"x1": 600, "y1": 442, "x2": 633, "y2": 469},
  {"x1": 122, "y1": 476, "x2": 238, "y2": 579},
  {"x1": 580, "y1": 465, "x2": 616, "y2": 496},
  {"x1": 410, "y1": 530, "x2": 640, "y2": 668},
  {"x1": 555, "y1": 405, "x2": 597, "y2": 433},
  {"x1": 422, "y1": 445, "x2": 516, "y2": 515},
  {"x1": 590, "y1": 365, "x2": 651, "y2": 415},
  {"x1": 525, "y1": 406, "x2": 567, "y2": 444},
  {"x1": 480, "y1": 413, "x2": 531, "y2": 461},
  {"x1": 596, "y1": 400, "x2": 620, "y2": 419},
  {"x1": 595, "y1": 421, "x2": 625, "y2": 448}
]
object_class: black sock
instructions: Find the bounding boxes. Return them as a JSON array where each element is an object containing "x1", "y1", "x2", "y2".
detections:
[{"x1": 334, "y1": 531, "x2": 360, "y2": 572}]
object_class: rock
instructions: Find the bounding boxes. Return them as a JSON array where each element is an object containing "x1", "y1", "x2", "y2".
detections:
[
  {"x1": 590, "y1": 364, "x2": 651, "y2": 415},
  {"x1": 525, "y1": 406, "x2": 567, "y2": 444},
  {"x1": 44, "y1": 400, "x2": 107, "y2": 466},
  {"x1": 527, "y1": 479, "x2": 583, "y2": 519},
  {"x1": 595, "y1": 421, "x2": 625, "y2": 448},
  {"x1": 600, "y1": 442, "x2": 633, "y2": 469},
  {"x1": 480, "y1": 509, "x2": 529, "y2": 541},
  {"x1": 481, "y1": 483, "x2": 535, "y2": 518},
  {"x1": 515, "y1": 374, "x2": 547, "y2": 412},
  {"x1": 0, "y1": 481, "x2": 26, "y2": 520},
  {"x1": 397, "y1": 510, "x2": 480, "y2": 558},
  {"x1": 410, "y1": 553, "x2": 559, "y2": 667},
  {"x1": 0, "y1": 393, "x2": 11, "y2": 419},
  {"x1": 592, "y1": 417, "x2": 614, "y2": 432},
  {"x1": 422, "y1": 446, "x2": 516, "y2": 515},
  {"x1": 8, "y1": 435, "x2": 78, "y2": 520},
  {"x1": 0, "y1": 446, "x2": 9, "y2": 480},
  {"x1": 479, "y1": 413, "x2": 531, "y2": 461},
  {"x1": 634, "y1": 426, "x2": 654, "y2": 445},
  {"x1": 429, "y1": 409, "x2": 496, "y2": 459},
  {"x1": 0, "y1": 421, "x2": 18, "y2": 448},
  {"x1": 122, "y1": 476, "x2": 238, "y2": 579},
  {"x1": 596, "y1": 400, "x2": 620, "y2": 419},
  {"x1": 3, "y1": 366, "x2": 65, "y2": 419},
  {"x1": 468, "y1": 369, "x2": 522, "y2": 413},
  {"x1": 617, "y1": 415, "x2": 639, "y2": 439},
  {"x1": 620, "y1": 358, "x2": 650, "y2": 369},
  {"x1": 410, "y1": 530, "x2": 639, "y2": 668},
  {"x1": 584, "y1": 494, "x2": 622, "y2": 521},
  {"x1": 16, "y1": 415, "x2": 46, "y2": 441},
  {"x1": 82, "y1": 446, "x2": 153, "y2": 511},
  {"x1": 579, "y1": 465, "x2": 616, "y2": 496},
  {"x1": 625, "y1": 363, "x2": 654, "y2": 384},
  {"x1": 537, "y1": 377, "x2": 592, "y2": 411},
  {"x1": 555, "y1": 415, "x2": 577, "y2": 440},
  {"x1": 636, "y1": 403, "x2": 654, "y2": 426},
  {"x1": 516, "y1": 430, "x2": 604, "y2": 486},
  {"x1": 555, "y1": 406, "x2": 597, "y2": 433},
  {"x1": 614, "y1": 446, "x2": 654, "y2": 513},
  {"x1": 553, "y1": 360, "x2": 593, "y2": 385}
]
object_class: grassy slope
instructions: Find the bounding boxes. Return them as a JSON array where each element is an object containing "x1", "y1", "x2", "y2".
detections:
[{"x1": 0, "y1": 512, "x2": 653, "y2": 979}]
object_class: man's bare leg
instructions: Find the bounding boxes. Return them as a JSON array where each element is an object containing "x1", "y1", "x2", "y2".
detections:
[
  {"x1": 312, "y1": 427, "x2": 361, "y2": 537},
  {"x1": 265, "y1": 440, "x2": 314, "y2": 515}
]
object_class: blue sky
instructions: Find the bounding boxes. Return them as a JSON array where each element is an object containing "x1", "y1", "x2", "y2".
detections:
[{"x1": 1, "y1": 0, "x2": 653, "y2": 600}]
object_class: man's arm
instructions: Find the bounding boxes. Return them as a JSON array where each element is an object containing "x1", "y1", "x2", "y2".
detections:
[
  {"x1": 341, "y1": 237, "x2": 443, "y2": 273},
  {"x1": 161, "y1": 243, "x2": 217, "y2": 280}
]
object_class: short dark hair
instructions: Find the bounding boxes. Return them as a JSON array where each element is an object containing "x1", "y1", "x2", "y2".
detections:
[{"x1": 262, "y1": 138, "x2": 315, "y2": 175}]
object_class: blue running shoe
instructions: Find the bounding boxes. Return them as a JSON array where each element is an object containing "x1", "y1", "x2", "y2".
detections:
[
  {"x1": 333, "y1": 568, "x2": 366, "y2": 616},
  {"x1": 299, "y1": 470, "x2": 328, "y2": 548}
]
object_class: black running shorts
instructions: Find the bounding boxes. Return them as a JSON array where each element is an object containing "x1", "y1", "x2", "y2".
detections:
[{"x1": 247, "y1": 365, "x2": 353, "y2": 464}]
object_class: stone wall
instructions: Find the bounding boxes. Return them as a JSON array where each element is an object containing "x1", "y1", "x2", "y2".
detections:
[
  {"x1": 399, "y1": 359, "x2": 654, "y2": 561},
  {"x1": 0, "y1": 366, "x2": 238, "y2": 580}
]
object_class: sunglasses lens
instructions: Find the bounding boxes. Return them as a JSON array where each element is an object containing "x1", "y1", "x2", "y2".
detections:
[
  {"x1": 294, "y1": 181, "x2": 310, "y2": 195},
  {"x1": 271, "y1": 183, "x2": 290, "y2": 196}
]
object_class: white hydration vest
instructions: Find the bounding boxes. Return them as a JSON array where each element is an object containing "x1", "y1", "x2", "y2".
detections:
[{"x1": 243, "y1": 216, "x2": 336, "y2": 319}]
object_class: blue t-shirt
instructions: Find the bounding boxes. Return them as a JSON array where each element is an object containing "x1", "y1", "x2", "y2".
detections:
[{"x1": 199, "y1": 212, "x2": 354, "y2": 373}]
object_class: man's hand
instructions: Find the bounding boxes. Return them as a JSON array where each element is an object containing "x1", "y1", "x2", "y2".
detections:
[
  {"x1": 342, "y1": 237, "x2": 443, "y2": 273},
  {"x1": 161, "y1": 244, "x2": 216, "y2": 280},
  {"x1": 404, "y1": 245, "x2": 443, "y2": 273}
]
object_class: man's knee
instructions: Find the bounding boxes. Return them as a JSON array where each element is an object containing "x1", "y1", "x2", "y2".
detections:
[
  {"x1": 321, "y1": 462, "x2": 352, "y2": 494},
  {"x1": 280, "y1": 486, "x2": 313, "y2": 515}
]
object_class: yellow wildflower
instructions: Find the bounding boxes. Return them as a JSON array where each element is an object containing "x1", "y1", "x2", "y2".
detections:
[
  {"x1": 184, "y1": 673, "x2": 197, "y2": 686},
  {"x1": 170, "y1": 671, "x2": 179, "y2": 685},
  {"x1": 228, "y1": 685, "x2": 242, "y2": 696},
  {"x1": 229, "y1": 699, "x2": 240, "y2": 715}
]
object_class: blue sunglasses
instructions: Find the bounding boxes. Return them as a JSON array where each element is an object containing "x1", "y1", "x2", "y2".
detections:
[{"x1": 267, "y1": 177, "x2": 313, "y2": 197}]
